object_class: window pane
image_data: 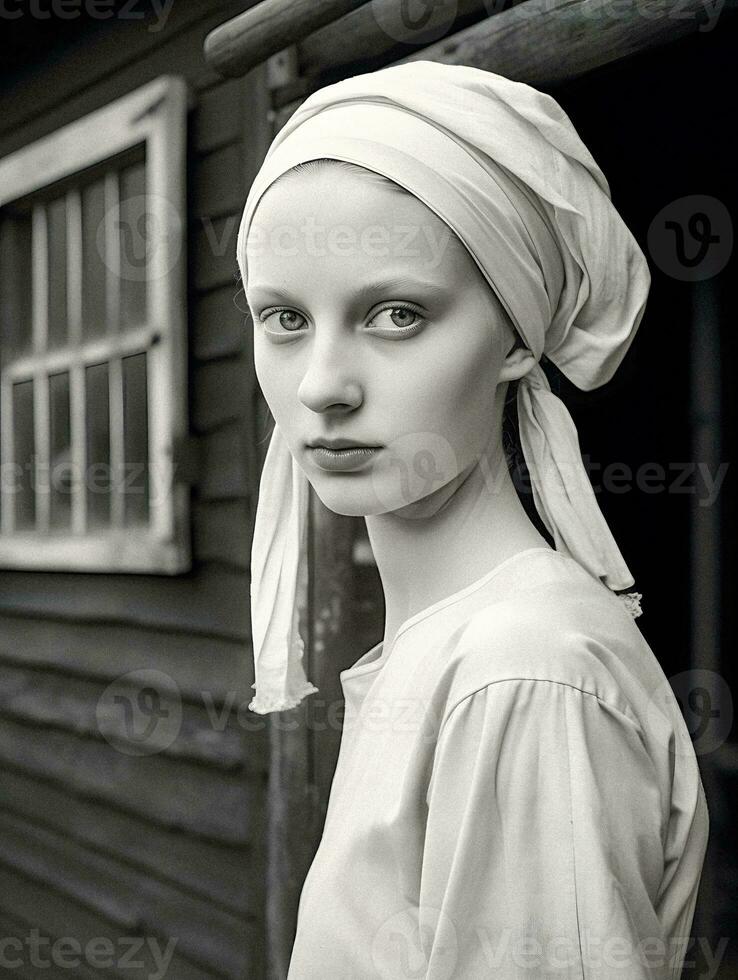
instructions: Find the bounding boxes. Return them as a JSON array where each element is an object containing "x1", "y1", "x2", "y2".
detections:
[
  {"x1": 122, "y1": 351, "x2": 148, "y2": 525},
  {"x1": 81, "y1": 178, "x2": 107, "y2": 340},
  {"x1": 86, "y1": 361, "x2": 111, "y2": 529},
  {"x1": 49, "y1": 371, "x2": 71, "y2": 531},
  {"x1": 47, "y1": 196, "x2": 68, "y2": 349},
  {"x1": 118, "y1": 162, "x2": 147, "y2": 329},
  {"x1": 13, "y1": 379, "x2": 35, "y2": 530},
  {"x1": 0, "y1": 213, "x2": 33, "y2": 363}
]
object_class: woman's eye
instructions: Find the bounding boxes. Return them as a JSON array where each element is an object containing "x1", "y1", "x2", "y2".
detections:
[
  {"x1": 260, "y1": 309, "x2": 307, "y2": 333},
  {"x1": 368, "y1": 305, "x2": 424, "y2": 334},
  {"x1": 258, "y1": 304, "x2": 425, "y2": 338}
]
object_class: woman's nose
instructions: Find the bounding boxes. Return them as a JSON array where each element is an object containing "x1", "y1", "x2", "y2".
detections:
[{"x1": 297, "y1": 338, "x2": 363, "y2": 414}]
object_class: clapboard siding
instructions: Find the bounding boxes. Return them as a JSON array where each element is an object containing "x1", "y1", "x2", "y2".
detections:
[
  {"x1": 0, "y1": 5, "x2": 270, "y2": 977},
  {"x1": 0, "y1": 566, "x2": 251, "y2": 637},
  {"x1": 200, "y1": 419, "x2": 253, "y2": 502},
  {"x1": 193, "y1": 499, "x2": 254, "y2": 571},
  {"x1": 0, "y1": 614, "x2": 253, "y2": 701},
  {"x1": 194, "y1": 214, "x2": 243, "y2": 293},
  {"x1": 194, "y1": 357, "x2": 255, "y2": 434},
  {"x1": 192, "y1": 76, "x2": 246, "y2": 154},
  {"x1": 0, "y1": 717, "x2": 260, "y2": 843},
  {"x1": 0, "y1": 810, "x2": 252, "y2": 974},
  {"x1": 193, "y1": 285, "x2": 248, "y2": 362},
  {"x1": 195, "y1": 143, "x2": 248, "y2": 218},
  {"x1": 0, "y1": 658, "x2": 264, "y2": 769},
  {"x1": 0, "y1": 767, "x2": 258, "y2": 915},
  {"x1": 0, "y1": 909, "x2": 105, "y2": 980},
  {"x1": 0, "y1": 863, "x2": 223, "y2": 980}
]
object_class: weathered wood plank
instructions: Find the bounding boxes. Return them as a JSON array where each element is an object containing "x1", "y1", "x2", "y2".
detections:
[
  {"x1": 193, "y1": 285, "x2": 248, "y2": 362},
  {"x1": 200, "y1": 419, "x2": 253, "y2": 500},
  {"x1": 0, "y1": 810, "x2": 254, "y2": 978},
  {"x1": 0, "y1": 563, "x2": 250, "y2": 639},
  {"x1": 0, "y1": 910, "x2": 108, "y2": 980},
  {"x1": 294, "y1": 0, "x2": 496, "y2": 95},
  {"x1": 194, "y1": 143, "x2": 246, "y2": 219},
  {"x1": 0, "y1": 614, "x2": 253, "y2": 701},
  {"x1": 0, "y1": 865, "x2": 219, "y2": 980},
  {"x1": 395, "y1": 0, "x2": 732, "y2": 85},
  {"x1": 0, "y1": 660, "x2": 262, "y2": 770},
  {"x1": 193, "y1": 355, "x2": 253, "y2": 433},
  {"x1": 204, "y1": 0, "x2": 372, "y2": 78},
  {"x1": 0, "y1": 717, "x2": 260, "y2": 844},
  {"x1": 192, "y1": 77, "x2": 244, "y2": 153},
  {"x1": 0, "y1": 765, "x2": 260, "y2": 916},
  {"x1": 194, "y1": 212, "x2": 242, "y2": 292},
  {"x1": 270, "y1": 0, "x2": 736, "y2": 118},
  {"x1": 193, "y1": 499, "x2": 253, "y2": 571}
]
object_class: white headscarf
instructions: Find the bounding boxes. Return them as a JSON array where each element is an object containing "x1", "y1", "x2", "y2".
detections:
[{"x1": 237, "y1": 60, "x2": 650, "y2": 714}]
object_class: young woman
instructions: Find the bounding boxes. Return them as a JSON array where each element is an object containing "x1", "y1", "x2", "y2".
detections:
[{"x1": 237, "y1": 60, "x2": 709, "y2": 979}]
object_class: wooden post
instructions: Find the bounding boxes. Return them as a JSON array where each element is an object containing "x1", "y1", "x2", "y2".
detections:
[{"x1": 688, "y1": 276, "x2": 723, "y2": 973}]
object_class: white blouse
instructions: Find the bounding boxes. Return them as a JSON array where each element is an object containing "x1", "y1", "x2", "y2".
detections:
[{"x1": 287, "y1": 547, "x2": 709, "y2": 979}]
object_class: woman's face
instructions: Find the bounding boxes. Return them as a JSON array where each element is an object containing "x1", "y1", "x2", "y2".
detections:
[{"x1": 245, "y1": 166, "x2": 526, "y2": 518}]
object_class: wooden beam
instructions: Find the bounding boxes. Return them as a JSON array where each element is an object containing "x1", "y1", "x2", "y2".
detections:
[
  {"x1": 268, "y1": 0, "x2": 735, "y2": 127},
  {"x1": 204, "y1": 0, "x2": 372, "y2": 79},
  {"x1": 395, "y1": 0, "x2": 734, "y2": 84},
  {"x1": 296, "y1": 0, "x2": 497, "y2": 85}
]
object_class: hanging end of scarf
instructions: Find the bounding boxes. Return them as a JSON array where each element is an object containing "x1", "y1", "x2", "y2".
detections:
[{"x1": 248, "y1": 679, "x2": 320, "y2": 715}]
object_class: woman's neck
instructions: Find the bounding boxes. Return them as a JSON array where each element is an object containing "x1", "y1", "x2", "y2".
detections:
[{"x1": 364, "y1": 438, "x2": 551, "y2": 652}]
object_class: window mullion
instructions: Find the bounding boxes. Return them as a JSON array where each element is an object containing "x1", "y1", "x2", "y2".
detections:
[
  {"x1": 32, "y1": 205, "x2": 50, "y2": 532},
  {"x1": 109, "y1": 355, "x2": 124, "y2": 529},
  {"x1": 0, "y1": 375, "x2": 14, "y2": 535},
  {"x1": 66, "y1": 188, "x2": 86, "y2": 534},
  {"x1": 67, "y1": 188, "x2": 82, "y2": 345},
  {"x1": 34, "y1": 369, "x2": 50, "y2": 533},
  {"x1": 70, "y1": 360, "x2": 86, "y2": 534},
  {"x1": 104, "y1": 171, "x2": 120, "y2": 336},
  {"x1": 32, "y1": 204, "x2": 48, "y2": 353}
]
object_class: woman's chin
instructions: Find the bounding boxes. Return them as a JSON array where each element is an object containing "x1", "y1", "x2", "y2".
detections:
[
  {"x1": 309, "y1": 478, "x2": 458, "y2": 519},
  {"x1": 310, "y1": 483, "x2": 386, "y2": 518}
]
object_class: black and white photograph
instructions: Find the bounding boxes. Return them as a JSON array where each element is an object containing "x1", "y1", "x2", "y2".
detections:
[{"x1": 0, "y1": 1, "x2": 735, "y2": 977}]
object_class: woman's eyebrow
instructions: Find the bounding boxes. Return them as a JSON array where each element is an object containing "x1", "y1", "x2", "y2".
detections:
[{"x1": 247, "y1": 275, "x2": 448, "y2": 306}]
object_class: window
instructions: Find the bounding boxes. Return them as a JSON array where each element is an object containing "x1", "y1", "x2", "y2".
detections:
[{"x1": 0, "y1": 76, "x2": 190, "y2": 573}]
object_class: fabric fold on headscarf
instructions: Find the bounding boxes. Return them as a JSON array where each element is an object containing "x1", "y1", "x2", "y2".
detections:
[{"x1": 237, "y1": 60, "x2": 650, "y2": 714}]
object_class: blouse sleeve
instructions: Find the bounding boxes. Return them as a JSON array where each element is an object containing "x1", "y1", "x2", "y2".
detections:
[{"x1": 418, "y1": 679, "x2": 670, "y2": 980}]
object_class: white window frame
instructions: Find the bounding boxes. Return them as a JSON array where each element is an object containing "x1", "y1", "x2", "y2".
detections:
[{"x1": 0, "y1": 75, "x2": 190, "y2": 574}]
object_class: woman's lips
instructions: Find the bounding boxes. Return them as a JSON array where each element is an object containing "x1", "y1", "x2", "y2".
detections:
[{"x1": 308, "y1": 446, "x2": 382, "y2": 472}]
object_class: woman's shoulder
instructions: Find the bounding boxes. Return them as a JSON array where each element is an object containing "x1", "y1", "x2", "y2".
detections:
[{"x1": 438, "y1": 553, "x2": 649, "y2": 724}]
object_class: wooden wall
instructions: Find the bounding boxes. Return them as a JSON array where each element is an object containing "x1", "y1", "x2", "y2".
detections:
[{"x1": 0, "y1": 3, "x2": 271, "y2": 977}]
